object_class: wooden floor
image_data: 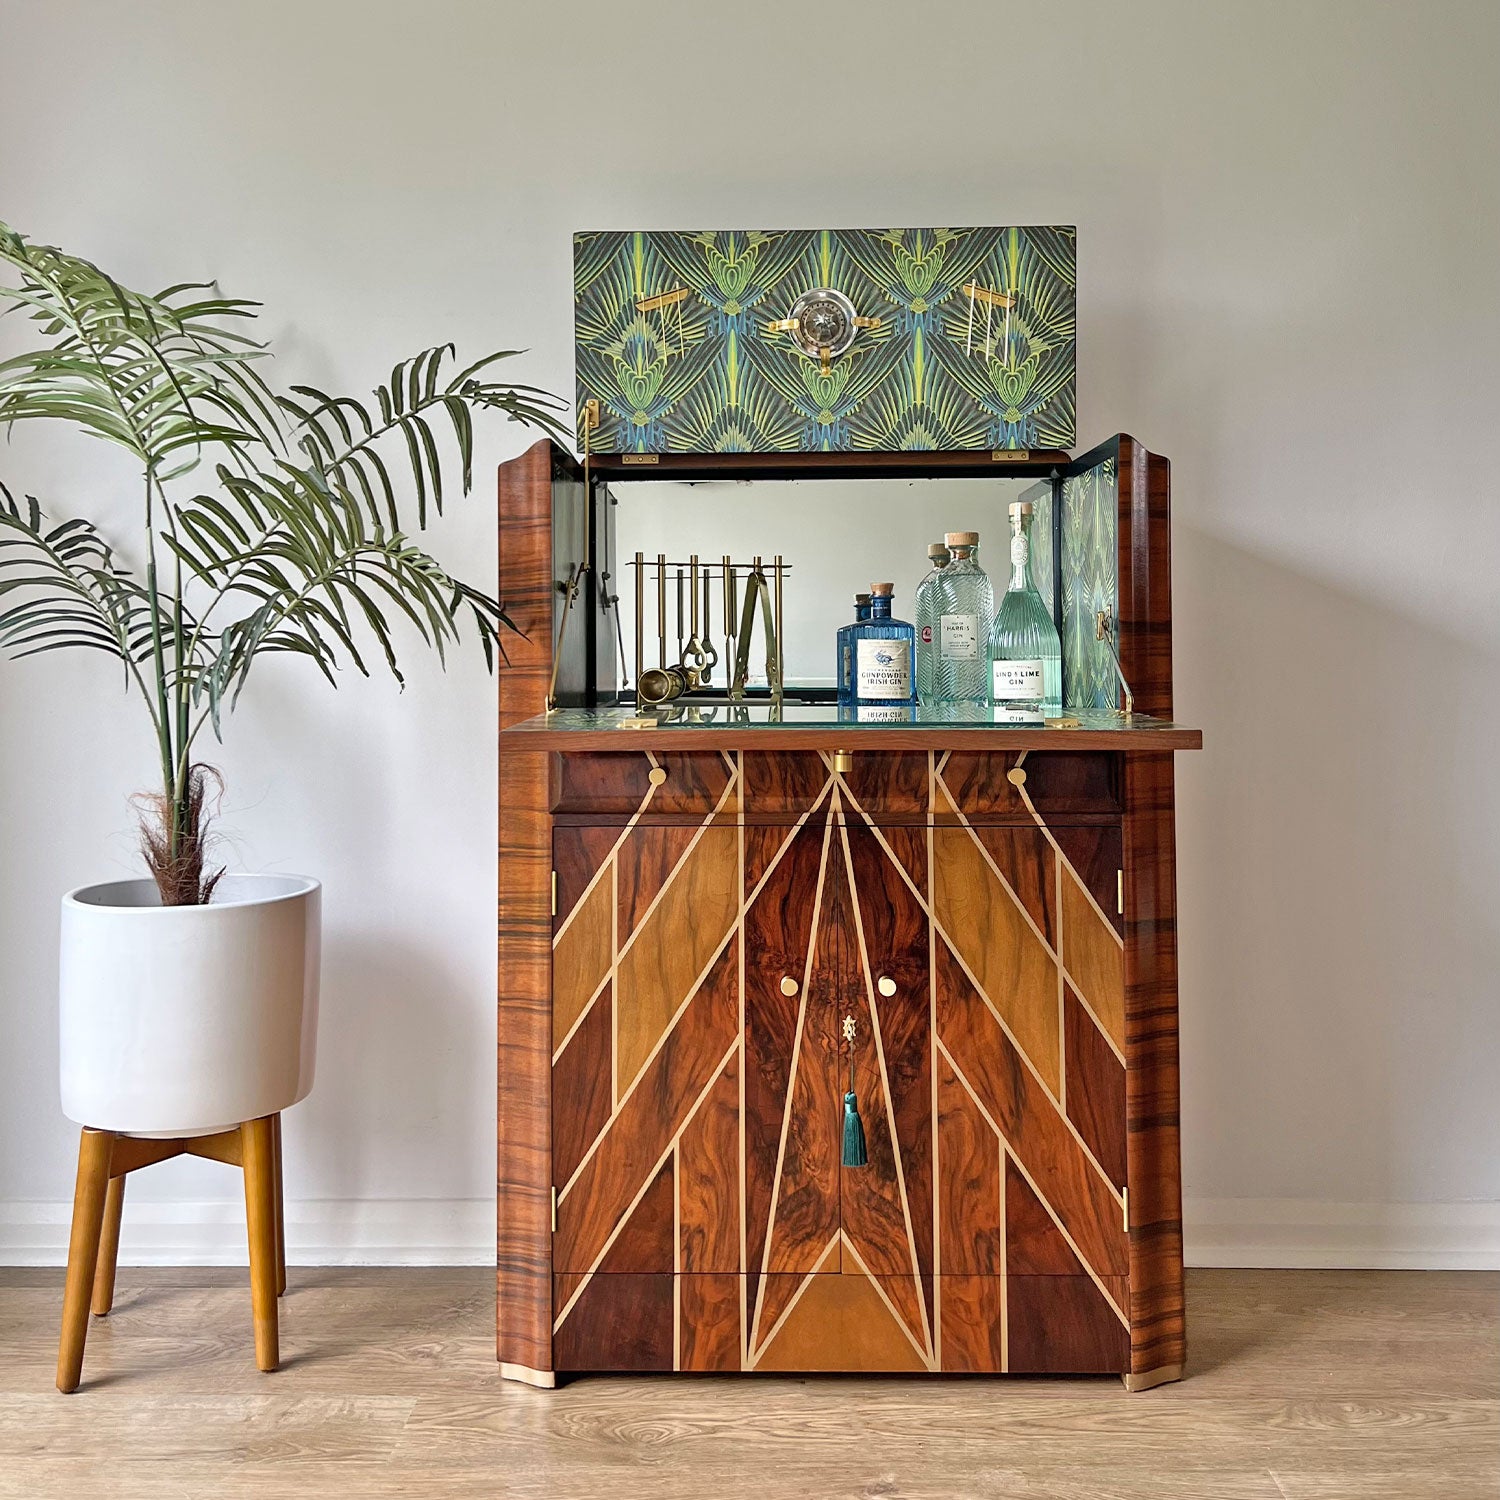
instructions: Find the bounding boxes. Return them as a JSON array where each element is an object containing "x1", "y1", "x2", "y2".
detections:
[{"x1": 0, "y1": 1268, "x2": 1494, "y2": 1499}]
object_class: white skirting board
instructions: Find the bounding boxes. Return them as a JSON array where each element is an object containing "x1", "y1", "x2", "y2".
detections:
[
  {"x1": 0, "y1": 1197, "x2": 496, "y2": 1266},
  {"x1": 0, "y1": 1197, "x2": 1497, "y2": 1268},
  {"x1": 1182, "y1": 1198, "x2": 1500, "y2": 1271}
]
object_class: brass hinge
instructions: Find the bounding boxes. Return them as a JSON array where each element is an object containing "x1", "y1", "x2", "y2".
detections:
[
  {"x1": 1122, "y1": 1185, "x2": 1130, "y2": 1233},
  {"x1": 1117, "y1": 869, "x2": 1125, "y2": 916},
  {"x1": 990, "y1": 449, "x2": 1032, "y2": 462},
  {"x1": 621, "y1": 453, "x2": 660, "y2": 466},
  {"x1": 551, "y1": 1186, "x2": 558, "y2": 1234},
  {"x1": 551, "y1": 870, "x2": 558, "y2": 917}
]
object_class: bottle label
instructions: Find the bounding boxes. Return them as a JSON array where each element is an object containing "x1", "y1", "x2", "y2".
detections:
[
  {"x1": 856, "y1": 704, "x2": 913, "y2": 724},
  {"x1": 856, "y1": 639, "x2": 912, "y2": 699},
  {"x1": 991, "y1": 705, "x2": 1046, "y2": 725},
  {"x1": 920, "y1": 625, "x2": 932, "y2": 644},
  {"x1": 1011, "y1": 532, "x2": 1029, "y2": 569},
  {"x1": 992, "y1": 658, "x2": 1044, "y2": 700},
  {"x1": 939, "y1": 613, "x2": 979, "y2": 660}
]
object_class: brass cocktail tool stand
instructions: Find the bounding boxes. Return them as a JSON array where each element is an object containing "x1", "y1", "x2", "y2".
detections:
[{"x1": 632, "y1": 552, "x2": 785, "y2": 708}]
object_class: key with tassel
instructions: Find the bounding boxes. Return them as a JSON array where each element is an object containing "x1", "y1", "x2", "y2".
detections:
[{"x1": 841, "y1": 1014, "x2": 868, "y2": 1169}]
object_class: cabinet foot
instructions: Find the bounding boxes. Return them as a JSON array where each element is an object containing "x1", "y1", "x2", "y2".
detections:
[
  {"x1": 1122, "y1": 1363, "x2": 1183, "y2": 1392},
  {"x1": 500, "y1": 1361, "x2": 556, "y2": 1388}
]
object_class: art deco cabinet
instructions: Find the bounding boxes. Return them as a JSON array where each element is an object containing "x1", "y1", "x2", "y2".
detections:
[{"x1": 497, "y1": 435, "x2": 1200, "y2": 1389}]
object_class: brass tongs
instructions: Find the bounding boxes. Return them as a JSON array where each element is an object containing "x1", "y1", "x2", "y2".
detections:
[{"x1": 730, "y1": 561, "x2": 779, "y2": 701}]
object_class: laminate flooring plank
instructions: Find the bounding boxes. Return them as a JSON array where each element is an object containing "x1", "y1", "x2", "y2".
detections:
[{"x1": 0, "y1": 1268, "x2": 1492, "y2": 1500}]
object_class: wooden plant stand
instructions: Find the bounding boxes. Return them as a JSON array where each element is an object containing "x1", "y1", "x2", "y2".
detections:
[{"x1": 56, "y1": 1113, "x2": 286, "y2": 1393}]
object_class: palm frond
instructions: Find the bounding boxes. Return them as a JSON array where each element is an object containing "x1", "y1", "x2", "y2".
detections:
[
  {"x1": 0, "y1": 483, "x2": 153, "y2": 669},
  {"x1": 0, "y1": 221, "x2": 276, "y2": 478}
]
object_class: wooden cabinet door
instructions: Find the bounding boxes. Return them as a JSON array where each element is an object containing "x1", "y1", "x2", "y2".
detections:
[
  {"x1": 751, "y1": 783, "x2": 1133, "y2": 1376},
  {"x1": 549, "y1": 765, "x2": 846, "y2": 1371}
]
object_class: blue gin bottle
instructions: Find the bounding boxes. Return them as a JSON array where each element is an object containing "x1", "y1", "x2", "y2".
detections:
[
  {"x1": 851, "y1": 583, "x2": 917, "y2": 707},
  {"x1": 836, "y1": 592, "x2": 872, "y2": 705}
]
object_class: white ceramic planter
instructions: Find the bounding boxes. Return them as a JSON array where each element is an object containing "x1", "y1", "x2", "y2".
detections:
[{"x1": 59, "y1": 874, "x2": 320, "y2": 1137}]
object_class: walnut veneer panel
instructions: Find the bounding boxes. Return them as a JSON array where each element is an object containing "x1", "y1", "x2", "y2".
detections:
[
  {"x1": 496, "y1": 441, "x2": 559, "y2": 1374},
  {"x1": 552, "y1": 750, "x2": 734, "y2": 816}
]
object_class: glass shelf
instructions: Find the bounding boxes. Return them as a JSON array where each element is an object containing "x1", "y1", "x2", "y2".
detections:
[{"x1": 501, "y1": 702, "x2": 1202, "y2": 751}]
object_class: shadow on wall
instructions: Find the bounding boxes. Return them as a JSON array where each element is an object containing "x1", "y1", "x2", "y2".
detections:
[{"x1": 1173, "y1": 522, "x2": 1500, "y2": 1207}]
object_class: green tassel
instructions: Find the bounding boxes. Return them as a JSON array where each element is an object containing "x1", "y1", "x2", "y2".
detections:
[{"x1": 842, "y1": 1090, "x2": 868, "y2": 1168}]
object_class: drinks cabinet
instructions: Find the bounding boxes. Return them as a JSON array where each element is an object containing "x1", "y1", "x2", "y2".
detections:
[{"x1": 496, "y1": 433, "x2": 1201, "y2": 1390}]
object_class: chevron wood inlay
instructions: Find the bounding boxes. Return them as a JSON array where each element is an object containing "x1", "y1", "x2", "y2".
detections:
[{"x1": 546, "y1": 744, "x2": 1136, "y2": 1376}]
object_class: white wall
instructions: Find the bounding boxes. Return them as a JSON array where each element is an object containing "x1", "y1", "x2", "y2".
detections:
[{"x1": 1, "y1": 0, "x2": 1496, "y2": 1269}]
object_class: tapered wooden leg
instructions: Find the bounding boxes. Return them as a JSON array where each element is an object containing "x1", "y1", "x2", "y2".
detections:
[
  {"x1": 241, "y1": 1116, "x2": 280, "y2": 1372},
  {"x1": 271, "y1": 1113, "x2": 286, "y2": 1297},
  {"x1": 57, "y1": 1129, "x2": 114, "y2": 1393},
  {"x1": 90, "y1": 1175, "x2": 126, "y2": 1316}
]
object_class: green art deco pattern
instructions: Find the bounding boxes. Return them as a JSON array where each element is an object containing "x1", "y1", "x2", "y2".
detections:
[
  {"x1": 1061, "y1": 455, "x2": 1118, "y2": 711},
  {"x1": 1017, "y1": 477, "x2": 1056, "y2": 619},
  {"x1": 573, "y1": 228, "x2": 1075, "y2": 454}
]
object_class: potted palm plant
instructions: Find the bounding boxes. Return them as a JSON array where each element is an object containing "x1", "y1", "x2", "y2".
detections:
[{"x1": 0, "y1": 221, "x2": 566, "y2": 1136}]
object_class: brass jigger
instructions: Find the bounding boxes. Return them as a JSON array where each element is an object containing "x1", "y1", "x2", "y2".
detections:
[{"x1": 638, "y1": 664, "x2": 689, "y2": 704}]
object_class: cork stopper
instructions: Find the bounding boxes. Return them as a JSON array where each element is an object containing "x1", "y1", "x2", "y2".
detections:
[
  {"x1": 1008, "y1": 501, "x2": 1033, "y2": 517},
  {"x1": 927, "y1": 542, "x2": 950, "y2": 559},
  {"x1": 870, "y1": 582, "x2": 894, "y2": 597},
  {"x1": 944, "y1": 531, "x2": 979, "y2": 547}
]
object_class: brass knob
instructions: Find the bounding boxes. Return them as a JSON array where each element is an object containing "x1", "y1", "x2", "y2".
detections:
[
  {"x1": 780, "y1": 975, "x2": 799, "y2": 997},
  {"x1": 833, "y1": 750, "x2": 854, "y2": 774},
  {"x1": 648, "y1": 766, "x2": 668, "y2": 786},
  {"x1": 877, "y1": 976, "x2": 897, "y2": 998},
  {"x1": 1005, "y1": 766, "x2": 1027, "y2": 788}
]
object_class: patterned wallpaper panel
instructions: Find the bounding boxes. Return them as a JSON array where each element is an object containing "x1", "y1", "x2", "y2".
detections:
[
  {"x1": 574, "y1": 228, "x2": 1075, "y2": 454},
  {"x1": 1061, "y1": 456, "x2": 1118, "y2": 711}
]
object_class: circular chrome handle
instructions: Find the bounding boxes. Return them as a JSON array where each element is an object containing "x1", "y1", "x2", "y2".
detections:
[
  {"x1": 647, "y1": 766, "x2": 668, "y2": 787},
  {"x1": 877, "y1": 976, "x2": 897, "y2": 998},
  {"x1": 780, "y1": 975, "x2": 799, "y2": 997}
]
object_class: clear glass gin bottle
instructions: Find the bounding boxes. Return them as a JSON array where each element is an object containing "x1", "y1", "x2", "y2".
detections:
[
  {"x1": 836, "y1": 592, "x2": 872, "y2": 705},
  {"x1": 851, "y1": 583, "x2": 917, "y2": 706},
  {"x1": 988, "y1": 502, "x2": 1062, "y2": 720},
  {"x1": 914, "y1": 543, "x2": 950, "y2": 703},
  {"x1": 931, "y1": 531, "x2": 994, "y2": 705}
]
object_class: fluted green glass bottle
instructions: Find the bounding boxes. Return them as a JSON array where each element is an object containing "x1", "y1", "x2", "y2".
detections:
[{"x1": 988, "y1": 502, "x2": 1062, "y2": 721}]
